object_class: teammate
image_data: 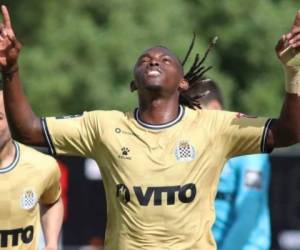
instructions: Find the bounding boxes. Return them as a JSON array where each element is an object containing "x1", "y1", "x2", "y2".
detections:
[
  {"x1": 1, "y1": 4, "x2": 300, "y2": 250},
  {"x1": 189, "y1": 79, "x2": 271, "y2": 249},
  {"x1": 0, "y1": 89, "x2": 63, "y2": 249}
]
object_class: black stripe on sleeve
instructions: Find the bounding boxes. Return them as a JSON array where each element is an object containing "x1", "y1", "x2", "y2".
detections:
[
  {"x1": 260, "y1": 118, "x2": 274, "y2": 153},
  {"x1": 41, "y1": 118, "x2": 56, "y2": 156}
]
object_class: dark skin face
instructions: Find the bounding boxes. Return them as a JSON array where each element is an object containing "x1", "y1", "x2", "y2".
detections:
[
  {"x1": 132, "y1": 46, "x2": 188, "y2": 98},
  {"x1": 130, "y1": 47, "x2": 189, "y2": 124}
]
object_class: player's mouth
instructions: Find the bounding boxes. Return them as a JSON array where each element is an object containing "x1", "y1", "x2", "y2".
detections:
[{"x1": 145, "y1": 69, "x2": 162, "y2": 77}]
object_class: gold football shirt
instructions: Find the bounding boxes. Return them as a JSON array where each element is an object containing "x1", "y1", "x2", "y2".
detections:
[
  {"x1": 0, "y1": 142, "x2": 61, "y2": 249},
  {"x1": 43, "y1": 106, "x2": 271, "y2": 250}
]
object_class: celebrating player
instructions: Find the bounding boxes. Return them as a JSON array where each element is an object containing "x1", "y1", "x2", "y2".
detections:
[
  {"x1": 0, "y1": 89, "x2": 63, "y2": 250},
  {"x1": 1, "y1": 4, "x2": 300, "y2": 250}
]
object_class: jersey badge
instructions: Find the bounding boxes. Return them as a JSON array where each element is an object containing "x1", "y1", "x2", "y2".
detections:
[
  {"x1": 20, "y1": 188, "x2": 37, "y2": 210},
  {"x1": 174, "y1": 141, "x2": 196, "y2": 162}
]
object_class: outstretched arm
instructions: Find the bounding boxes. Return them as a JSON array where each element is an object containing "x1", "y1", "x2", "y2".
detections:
[
  {"x1": 267, "y1": 11, "x2": 300, "y2": 150},
  {"x1": 0, "y1": 5, "x2": 45, "y2": 146}
]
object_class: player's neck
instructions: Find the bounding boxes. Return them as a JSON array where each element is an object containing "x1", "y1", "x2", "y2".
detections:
[
  {"x1": 138, "y1": 97, "x2": 180, "y2": 125},
  {"x1": 0, "y1": 140, "x2": 16, "y2": 169}
]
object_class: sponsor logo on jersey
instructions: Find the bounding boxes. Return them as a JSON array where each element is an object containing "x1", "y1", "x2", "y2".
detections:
[
  {"x1": 174, "y1": 141, "x2": 195, "y2": 162},
  {"x1": 114, "y1": 127, "x2": 137, "y2": 136},
  {"x1": 0, "y1": 225, "x2": 34, "y2": 247},
  {"x1": 244, "y1": 170, "x2": 262, "y2": 189},
  {"x1": 115, "y1": 128, "x2": 121, "y2": 133},
  {"x1": 118, "y1": 147, "x2": 132, "y2": 160},
  {"x1": 116, "y1": 184, "x2": 130, "y2": 204},
  {"x1": 20, "y1": 188, "x2": 37, "y2": 210},
  {"x1": 116, "y1": 183, "x2": 196, "y2": 206}
]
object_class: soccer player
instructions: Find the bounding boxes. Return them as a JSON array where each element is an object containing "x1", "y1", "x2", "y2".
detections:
[
  {"x1": 1, "y1": 4, "x2": 300, "y2": 250},
  {"x1": 189, "y1": 79, "x2": 271, "y2": 249},
  {"x1": 0, "y1": 89, "x2": 63, "y2": 249}
]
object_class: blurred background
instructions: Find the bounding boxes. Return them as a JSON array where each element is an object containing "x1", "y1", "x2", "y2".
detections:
[{"x1": 1, "y1": 0, "x2": 300, "y2": 249}]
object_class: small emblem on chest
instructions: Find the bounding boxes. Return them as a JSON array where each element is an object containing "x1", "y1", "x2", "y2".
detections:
[
  {"x1": 118, "y1": 147, "x2": 132, "y2": 160},
  {"x1": 20, "y1": 188, "x2": 37, "y2": 210},
  {"x1": 174, "y1": 141, "x2": 196, "y2": 162}
]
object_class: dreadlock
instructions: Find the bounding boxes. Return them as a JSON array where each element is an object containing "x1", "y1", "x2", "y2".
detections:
[{"x1": 179, "y1": 35, "x2": 218, "y2": 109}]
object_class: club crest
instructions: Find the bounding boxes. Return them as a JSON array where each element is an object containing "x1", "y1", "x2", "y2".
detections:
[
  {"x1": 174, "y1": 141, "x2": 196, "y2": 162},
  {"x1": 20, "y1": 188, "x2": 37, "y2": 210}
]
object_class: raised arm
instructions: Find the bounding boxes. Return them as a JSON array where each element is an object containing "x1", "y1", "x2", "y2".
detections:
[
  {"x1": 0, "y1": 5, "x2": 45, "y2": 146},
  {"x1": 267, "y1": 11, "x2": 300, "y2": 149}
]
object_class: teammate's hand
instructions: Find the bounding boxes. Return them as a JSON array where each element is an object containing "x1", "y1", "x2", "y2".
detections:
[
  {"x1": 0, "y1": 5, "x2": 21, "y2": 71},
  {"x1": 276, "y1": 10, "x2": 300, "y2": 64}
]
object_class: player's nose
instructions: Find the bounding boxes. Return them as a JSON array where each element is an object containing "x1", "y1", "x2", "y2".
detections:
[{"x1": 149, "y1": 59, "x2": 160, "y2": 67}]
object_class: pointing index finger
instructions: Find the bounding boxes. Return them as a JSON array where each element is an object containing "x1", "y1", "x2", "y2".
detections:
[
  {"x1": 1, "y1": 5, "x2": 12, "y2": 29},
  {"x1": 292, "y1": 10, "x2": 300, "y2": 28}
]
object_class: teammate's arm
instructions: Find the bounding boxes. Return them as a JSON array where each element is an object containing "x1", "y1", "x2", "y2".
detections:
[
  {"x1": 40, "y1": 159, "x2": 63, "y2": 250},
  {"x1": 40, "y1": 198, "x2": 64, "y2": 250},
  {"x1": 0, "y1": 5, "x2": 45, "y2": 146}
]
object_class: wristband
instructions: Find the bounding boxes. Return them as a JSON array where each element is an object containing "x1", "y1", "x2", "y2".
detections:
[
  {"x1": 2, "y1": 66, "x2": 19, "y2": 76},
  {"x1": 280, "y1": 46, "x2": 300, "y2": 95}
]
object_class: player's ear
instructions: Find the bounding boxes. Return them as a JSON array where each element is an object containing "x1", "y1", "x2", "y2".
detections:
[
  {"x1": 130, "y1": 81, "x2": 137, "y2": 92},
  {"x1": 178, "y1": 78, "x2": 189, "y2": 92}
]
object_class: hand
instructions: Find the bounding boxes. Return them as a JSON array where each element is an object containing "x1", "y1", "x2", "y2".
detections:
[
  {"x1": 0, "y1": 5, "x2": 21, "y2": 71},
  {"x1": 276, "y1": 11, "x2": 300, "y2": 62},
  {"x1": 276, "y1": 10, "x2": 300, "y2": 96}
]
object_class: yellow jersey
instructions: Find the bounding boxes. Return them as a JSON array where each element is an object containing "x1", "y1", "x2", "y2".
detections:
[
  {"x1": 0, "y1": 142, "x2": 61, "y2": 250},
  {"x1": 42, "y1": 106, "x2": 271, "y2": 250}
]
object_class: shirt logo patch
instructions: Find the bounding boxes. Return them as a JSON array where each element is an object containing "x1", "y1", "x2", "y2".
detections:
[
  {"x1": 174, "y1": 141, "x2": 196, "y2": 162},
  {"x1": 236, "y1": 113, "x2": 257, "y2": 119},
  {"x1": 114, "y1": 128, "x2": 136, "y2": 136},
  {"x1": 244, "y1": 170, "x2": 262, "y2": 189},
  {"x1": 20, "y1": 189, "x2": 37, "y2": 210},
  {"x1": 118, "y1": 147, "x2": 132, "y2": 160},
  {"x1": 116, "y1": 184, "x2": 130, "y2": 204}
]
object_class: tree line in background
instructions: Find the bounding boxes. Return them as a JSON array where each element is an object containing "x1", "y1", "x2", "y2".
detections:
[{"x1": 2, "y1": 0, "x2": 299, "y2": 117}]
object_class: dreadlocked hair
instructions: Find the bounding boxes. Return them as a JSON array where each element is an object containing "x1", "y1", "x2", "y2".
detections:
[{"x1": 179, "y1": 34, "x2": 218, "y2": 109}]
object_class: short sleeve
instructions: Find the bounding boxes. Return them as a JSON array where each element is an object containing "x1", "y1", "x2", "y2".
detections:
[
  {"x1": 212, "y1": 111, "x2": 273, "y2": 159},
  {"x1": 40, "y1": 159, "x2": 61, "y2": 205},
  {"x1": 41, "y1": 111, "x2": 102, "y2": 157}
]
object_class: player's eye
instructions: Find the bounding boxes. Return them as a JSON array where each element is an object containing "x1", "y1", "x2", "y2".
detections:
[
  {"x1": 140, "y1": 57, "x2": 150, "y2": 64},
  {"x1": 162, "y1": 57, "x2": 171, "y2": 64}
]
